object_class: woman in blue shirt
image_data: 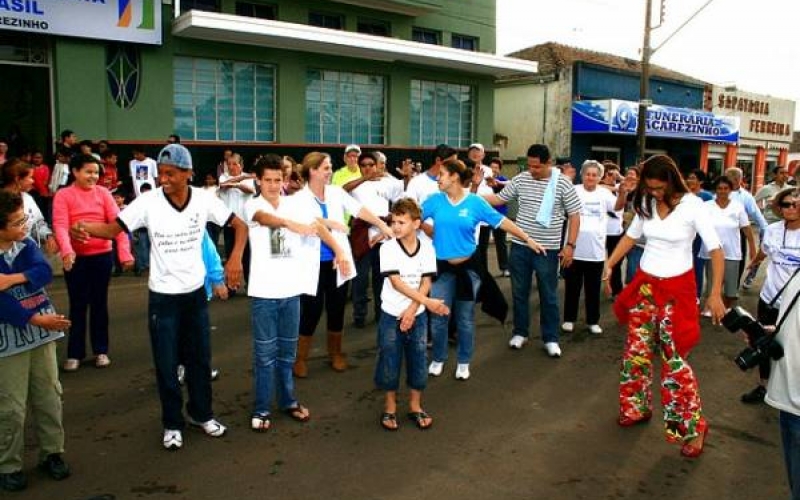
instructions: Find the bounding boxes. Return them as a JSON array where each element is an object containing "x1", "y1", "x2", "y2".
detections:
[{"x1": 422, "y1": 159, "x2": 544, "y2": 380}]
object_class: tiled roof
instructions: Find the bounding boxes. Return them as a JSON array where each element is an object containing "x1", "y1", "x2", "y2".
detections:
[{"x1": 507, "y1": 42, "x2": 706, "y2": 85}]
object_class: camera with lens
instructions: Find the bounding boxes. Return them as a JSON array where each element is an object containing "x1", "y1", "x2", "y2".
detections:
[{"x1": 721, "y1": 306, "x2": 784, "y2": 371}]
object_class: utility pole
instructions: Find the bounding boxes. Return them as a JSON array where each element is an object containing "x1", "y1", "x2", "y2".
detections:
[{"x1": 636, "y1": 0, "x2": 653, "y2": 162}]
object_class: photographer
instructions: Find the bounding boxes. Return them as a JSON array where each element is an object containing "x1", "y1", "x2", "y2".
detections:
[
  {"x1": 742, "y1": 188, "x2": 800, "y2": 404},
  {"x1": 764, "y1": 258, "x2": 800, "y2": 499}
]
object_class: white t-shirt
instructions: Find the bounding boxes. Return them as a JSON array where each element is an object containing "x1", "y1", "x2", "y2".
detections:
[
  {"x1": 218, "y1": 174, "x2": 256, "y2": 220},
  {"x1": 118, "y1": 187, "x2": 232, "y2": 294},
  {"x1": 379, "y1": 237, "x2": 438, "y2": 317},
  {"x1": 698, "y1": 199, "x2": 749, "y2": 260},
  {"x1": 573, "y1": 185, "x2": 616, "y2": 262},
  {"x1": 602, "y1": 185, "x2": 624, "y2": 236},
  {"x1": 350, "y1": 176, "x2": 403, "y2": 240},
  {"x1": 766, "y1": 271, "x2": 800, "y2": 416},
  {"x1": 129, "y1": 157, "x2": 158, "y2": 197},
  {"x1": 626, "y1": 194, "x2": 721, "y2": 278},
  {"x1": 759, "y1": 221, "x2": 800, "y2": 304},
  {"x1": 405, "y1": 171, "x2": 439, "y2": 205},
  {"x1": 245, "y1": 195, "x2": 319, "y2": 299}
]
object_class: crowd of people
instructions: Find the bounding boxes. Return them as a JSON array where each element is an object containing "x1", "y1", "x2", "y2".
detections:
[{"x1": 2, "y1": 132, "x2": 800, "y2": 497}]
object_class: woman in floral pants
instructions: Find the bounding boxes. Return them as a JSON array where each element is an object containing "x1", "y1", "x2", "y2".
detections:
[{"x1": 604, "y1": 155, "x2": 725, "y2": 458}]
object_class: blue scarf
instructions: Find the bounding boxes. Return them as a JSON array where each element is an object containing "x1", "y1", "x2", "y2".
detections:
[{"x1": 535, "y1": 167, "x2": 560, "y2": 228}]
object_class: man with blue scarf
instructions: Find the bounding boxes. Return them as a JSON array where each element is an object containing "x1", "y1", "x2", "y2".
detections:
[{"x1": 483, "y1": 144, "x2": 582, "y2": 358}]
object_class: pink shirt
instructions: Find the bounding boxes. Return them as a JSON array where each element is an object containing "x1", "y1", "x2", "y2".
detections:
[{"x1": 53, "y1": 185, "x2": 133, "y2": 261}]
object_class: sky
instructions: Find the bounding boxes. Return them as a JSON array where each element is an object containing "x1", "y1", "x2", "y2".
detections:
[{"x1": 496, "y1": 0, "x2": 800, "y2": 128}]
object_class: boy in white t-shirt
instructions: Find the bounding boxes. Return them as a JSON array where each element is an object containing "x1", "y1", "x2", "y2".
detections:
[
  {"x1": 129, "y1": 146, "x2": 158, "y2": 198},
  {"x1": 376, "y1": 198, "x2": 449, "y2": 431},
  {"x1": 245, "y1": 155, "x2": 352, "y2": 431},
  {"x1": 71, "y1": 144, "x2": 248, "y2": 451}
]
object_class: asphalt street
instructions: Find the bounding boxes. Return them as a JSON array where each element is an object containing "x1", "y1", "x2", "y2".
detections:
[{"x1": 16, "y1": 250, "x2": 788, "y2": 500}]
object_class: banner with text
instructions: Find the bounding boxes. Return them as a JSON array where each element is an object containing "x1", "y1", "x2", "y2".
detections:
[
  {"x1": 0, "y1": 0, "x2": 162, "y2": 45},
  {"x1": 572, "y1": 99, "x2": 739, "y2": 143}
]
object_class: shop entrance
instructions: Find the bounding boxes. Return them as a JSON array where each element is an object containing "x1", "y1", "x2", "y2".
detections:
[{"x1": 0, "y1": 33, "x2": 52, "y2": 157}]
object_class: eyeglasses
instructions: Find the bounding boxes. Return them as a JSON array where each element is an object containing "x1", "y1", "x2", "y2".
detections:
[
  {"x1": 8, "y1": 214, "x2": 29, "y2": 228},
  {"x1": 780, "y1": 201, "x2": 798, "y2": 209}
]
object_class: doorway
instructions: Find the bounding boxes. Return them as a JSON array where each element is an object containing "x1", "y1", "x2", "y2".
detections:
[{"x1": 0, "y1": 34, "x2": 53, "y2": 157}]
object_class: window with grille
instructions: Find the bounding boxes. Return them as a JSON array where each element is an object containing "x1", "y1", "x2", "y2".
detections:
[
  {"x1": 451, "y1": 34, "x2": 478, "y2": 51},
  {"x1": 305, "y1": 69, "x2": 385, "y2": 145},
  {"x1": 412, "y1": 27, "x2": 440, "y2": 45},
  {"x1": 410, "y1": 79, "x2": 473, "y2": 147},
  {"x1": 173, "y1": 57, "x2": 276, "y2": 142},
  {"x1": 309, "y1": 12, "x2": 343, "y2": 30},
  {"x1": 235, "y1": 2, "x2": 276, "y2": 19}
]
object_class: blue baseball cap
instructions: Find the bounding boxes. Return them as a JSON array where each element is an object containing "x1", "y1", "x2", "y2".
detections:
[{"x1": 157, "y1": 143, "x2": 192, "y2": 170}]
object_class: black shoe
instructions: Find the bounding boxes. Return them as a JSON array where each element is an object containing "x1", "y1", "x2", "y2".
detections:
[
  {"x1": 741, "y1": 385, "x2": 767, "y2": 404},
  {"x1": 352, "y1": 319, "x2": 365, "y2": 329},
  {"x1": 38, "y1": 454, "x2": 70, "y2": 481},
  {"x1": 0, "y1": 470, "x2": 27, "y2": 491}
]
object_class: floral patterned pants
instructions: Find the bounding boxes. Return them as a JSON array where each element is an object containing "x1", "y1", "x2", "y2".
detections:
[{"x1": 619, "y1": 283, "x2": 706, "y2": 443}]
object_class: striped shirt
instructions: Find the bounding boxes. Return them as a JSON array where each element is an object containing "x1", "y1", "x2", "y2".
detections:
[{"x1": 497, "y1": 170, "x2": 582, "y2": 249}]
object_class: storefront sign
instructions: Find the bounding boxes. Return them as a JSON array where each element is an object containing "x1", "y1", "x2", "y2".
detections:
[
  {"x1": 572, "y1": 99, "x2": 740, "y2": 143},
  {"x1": 712, "y1": 87, "x2": 794, "y2": 141},
  {"x1": 0, "y1": 0, "x2": 162, "y2": 45}
]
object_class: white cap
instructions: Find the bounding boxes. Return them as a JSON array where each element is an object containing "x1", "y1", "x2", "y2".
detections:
[
  {"x1": 468, "y1": 143, "x2": 484, "y2": 152},
  {"x1": 344, "y1": 144, "x2": 361, "y2": 155}
]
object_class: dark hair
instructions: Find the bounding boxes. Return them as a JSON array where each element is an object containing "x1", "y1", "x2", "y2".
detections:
[
  {"x1": 773, "y1": 165, "x2": 788, "y2": 175},
  {"x1": 434, "y1": 144, "x2": 457, "y2": 163},
  {"x1": 131, "y1": 145, "x2": 146, "y2": 154},
  {"x1": 527, "y1": 144, "x2": 551, "y2": 163},
  {"x1": 441, "y1": 159, "x2": 471, "y2": 185},
  {"x1": 390, "y1": 197, "x2": 422, "y2": 221},
  {"x1": 688, "y1": 168, "x2": 707, "y2": 183},
  {"x1": 56, "y1": 148, "x2": 72, "y2": 159},
  {"x1": 772, "y1": 188, "x2": 799, "y2": 219},
  {"x1": 69, "y1": 154, "x2": 100, "y2": 173},
  {"x1": 140, "y1": 182, "x2": 153, "y2": 192},
  {"x1": 253, "y1": 154, "x2": 283, "y2": 179},
  {"x1": 101, "y1": 149, "x2": 117, "y2": 159},
  {"x1": 78, "y1": 139, "x2": 94, "y2": 149},
  {"x1": 712, "y1": 176, "x2": 734, "y2": 191},
  {"x1": 60, "y1": 129, "x2": 74, "y2": 141},
  {"x1": 358, "y1": 151, "x2": 378, "y2": 166},
  {"x1": 489, "y1": 158, "x2": 503, "y2": 168},
  {"x1": 633, "y1": 155, "x2": 688, "y2": 219},
  {"x1": 0, "y1": 158, "x2": 32, "y2": 188},
  {"x1": 0, "y1": 191, "x2": 23, "y2": 229},
  {"x1": 168, "y1": 134, "x2": 181, "y2": 144}
]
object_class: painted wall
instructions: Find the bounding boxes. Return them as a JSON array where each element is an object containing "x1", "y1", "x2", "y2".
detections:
[
  {"x1": 574, "y1": 63, "x2": 704, "y2": 109},
  {"x1": 494, "y1": 73, "x2": 572, "y2": 161},
  {"x1": 52, "y1": 2, "x2": 496, "y2": 146}
]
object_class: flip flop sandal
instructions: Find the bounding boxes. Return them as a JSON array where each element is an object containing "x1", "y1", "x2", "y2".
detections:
[
  {"x1": 407, "y1": 411, "x2": 433, "y2": 430},
  {"x1": 250, "y1": 414, "x2": 271, "y2": 432},
  {"x1": 380, "y1": 412, "x2": 399, "y2": 431},
  {"x1": 284, "y1": 404, "x2": 310, "y2": 422}
]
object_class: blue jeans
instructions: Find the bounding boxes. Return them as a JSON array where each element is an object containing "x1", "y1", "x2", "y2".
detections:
[
  {"x1": 134, "y1": 228, "x2": 150, "y2": 272},
  {"x1": 430, "y1": 270, "x2": 480, "y2": 364},
  {"x1": 509, "y1": 245, "x2": 560, "y2": 343},
  {"x1": 374, "y1": 311, "x2": 428, "y2": 391},
  {"x1": 251, "y1": 297, "x2": 299, "y2": 416},
  {"x1": 148, "y1": 287, "x2": 213, "y2": 430},
  {"x1": 780, "y1": 411, "x2": 800, "y2": 500},
  {"x1": 625, "y1": 245, "x2": 644, "y2": 284}
]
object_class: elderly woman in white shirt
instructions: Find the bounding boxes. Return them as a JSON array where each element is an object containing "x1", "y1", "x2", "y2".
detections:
[
  {"x1": 697, "y1": 176, "x2": 756, "y2": 313},
  {"x1": 561, "y1": 160, "x2": 624, "y2": 334},
  {"x1": 604, "y1": 155, "x2": 724, "y2": 459}
]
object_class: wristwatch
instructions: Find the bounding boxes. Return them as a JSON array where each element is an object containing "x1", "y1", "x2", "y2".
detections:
[{"x1": 565, "y1": 242, "x2": 576, "y2": 249}]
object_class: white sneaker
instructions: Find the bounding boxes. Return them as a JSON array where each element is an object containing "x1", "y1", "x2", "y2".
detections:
[
  {"x1": 508, "y1": 335, "x2": 528, "y2": 349},
  {"x1": 588, "y1": 324, "x2": 603, "y2": 335},
  {"x1": 544, "y1": 342, "x2": 562, "y2": 358},
  {"x1": 188, "y1": 418, "x2": 227, "y2": 437},
  {"x1": 701, "y1": 309, "x2": 712, "y2": 318},
  {"x1": 428, "y1": 361, "x2": 444, "y2": 377},
  {"x1": 210, "y1": 369, "x2": 220, "y2": 381},
  {"x1": 455, "y1": 364, "x2": 470, "y2": 380},
  {"x1": 163, "y1": 429, "x2": 183, "y2": 450},
  {"x1": 502, "y1": 270, "x2": 511, "y2": 277},
  {"x1": 177, "y1": 365, "x2": 186, "y2": 385},
  {"x1": 561, "y1": 322, "x2": 574, "y2": 332}
]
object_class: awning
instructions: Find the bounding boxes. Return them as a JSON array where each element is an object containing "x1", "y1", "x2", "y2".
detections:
[{"x1": 172, "y1": 11, "x2": 538, "y2": 77}]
